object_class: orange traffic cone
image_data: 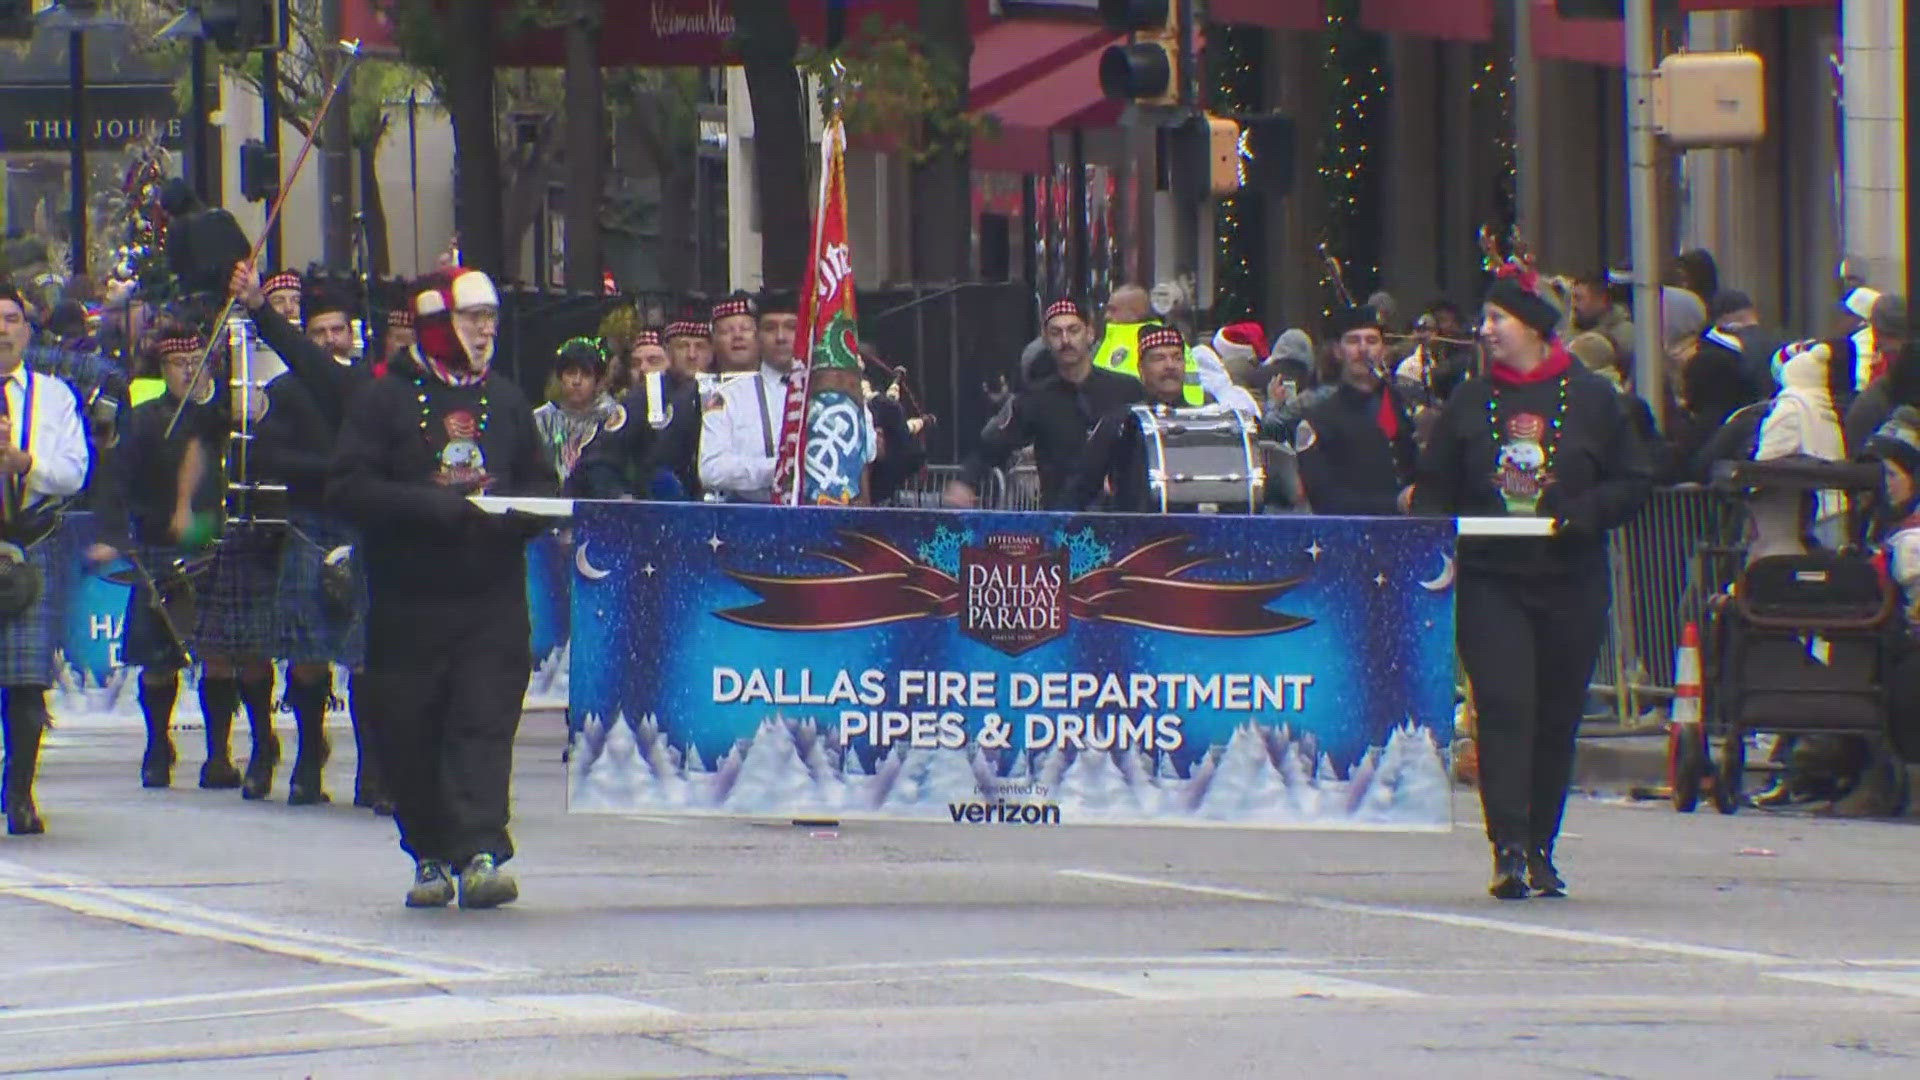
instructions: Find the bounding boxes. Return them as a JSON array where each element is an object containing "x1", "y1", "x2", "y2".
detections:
[
  {"x1": 1667, "y1": 622, "x2": 1707, "y2": 809},
  {"x1": 1671, "y1": 622, "x2": 1702, "y2": 727}
]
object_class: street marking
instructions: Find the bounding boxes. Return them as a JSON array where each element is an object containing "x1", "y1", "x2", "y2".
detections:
[
  {"x1": 332, "y1": 994, "x2": 677, "y2": 1030},
  {"x1": 0, "y1": 858, "x2": 521, "y2": 981},
  {"x1": 1769, "y1": 970, "x2": 1920, "y2": 997},
  {"x1": 707, "y1": 954, "x2": 1326, "y2": 978},
  {"x1": 1058, "y1": 869, "x2": 1797, "y2": 967},
  {"x1": 1026, "y1": 968, "x2": 1423, "y2": 1002},
  {"x1": 0, "y1": 977, "x2": 494, "y2": 1026}
]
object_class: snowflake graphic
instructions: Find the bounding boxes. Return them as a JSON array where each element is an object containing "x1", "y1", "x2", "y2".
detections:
[
  {"x1": 915, "y1": 526, "x2": 973, "y2": 577},
  {"x1": 1053, "y1": 528, "x2": 1112, "y2": 578}
]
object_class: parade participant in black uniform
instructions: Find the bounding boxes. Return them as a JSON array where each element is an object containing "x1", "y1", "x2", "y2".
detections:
[
  {"x1": 1412, "y1": 279, "x2": 1652, "y2": 900},
  {"x1": 663, "y1": 320, "x2": 706, "y2": 383},
  {"x1": 572, "y1": 330, "x2": 701, "y2": 501},
  {"x1": 262, "y1": 271, "x2": 304, "y2": 328},
  {"x1": 1065, "y1": 324, "x2": 1194, "y2": 512},
  {"x1": 88, "y1": 333, "x2": 235, "y2": 790},
  {"x1": 232, "y1": 263, "x2": 389, "y2": 809},
  {"x1": 946, "y1": 299, "x2": 1143, "y2": 510},
  {"x1": 252, "y1": 291, "x2": 366, "y2": 808},
  {"x1": 0, "y1": 284, "x2": 92, "y2": 834},
  {"x1": 329, "y1": 267, "x2": 554, "y2": 910},
  {"x1": 1293, "y1": 305, "x2": 1421, "y2": 515}
]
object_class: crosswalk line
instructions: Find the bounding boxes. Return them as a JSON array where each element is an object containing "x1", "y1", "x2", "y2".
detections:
[
  {"x1": 1024, "y1": 968, "x2": 1422, "y2": 1002},
  {"x1": 331, "y1": 994, "x2": 677, "y2": 1030}
]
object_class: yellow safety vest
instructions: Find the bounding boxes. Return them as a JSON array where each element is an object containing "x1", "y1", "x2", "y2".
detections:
[
  {"x1": 1093, "y1": 321, "x2": 1205, "y2": 406},
  {"x1": 129, "y1": 377, "x2": 166, "y2": 408}
]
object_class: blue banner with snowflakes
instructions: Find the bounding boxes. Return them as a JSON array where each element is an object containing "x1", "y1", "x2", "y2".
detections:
[{"x1": 567, "y1": 503, "x2": 1460, "y2": 831}]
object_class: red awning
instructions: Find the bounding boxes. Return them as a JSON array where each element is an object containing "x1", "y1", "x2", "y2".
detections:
[
  {"x1": 1208, "y1": 0, "x2": 1325, "y2": 30},
  {"x1": 494, "y1": 0, "x2": 841, "y2": 68},
  {"x1": 1532, "y1": 0, "x2": 1623, "y2": 67},
  {"x1": 1360, "y1": 0, "x2": 1493, "y2": 41},
  {"x1": 1679, "y1": 0, "x2": 1832, "y2": 9},
  {"x1": 972, "y1": 24, "x2": 1121, "y2": 173}
]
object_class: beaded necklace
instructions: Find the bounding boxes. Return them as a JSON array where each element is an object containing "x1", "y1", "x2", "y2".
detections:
[
  {"x1": 413, "y1": 372, "x2": 489, "y2": 440},
  {"x1": 1485, "y1": 373, "x2": 1570, "y2": 469}
]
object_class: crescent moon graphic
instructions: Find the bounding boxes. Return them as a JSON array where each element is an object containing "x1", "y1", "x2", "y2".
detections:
[
  {"x1": 575, "y1": 541, "x2": 612, "y2": 581},
  {"x1": 1419, "y1": 554, "x2": 1455, "y2": 593}
]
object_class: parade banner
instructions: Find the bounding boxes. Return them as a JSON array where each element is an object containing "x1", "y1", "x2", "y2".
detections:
[
  {"x1": 43, "y1": 514, "x2": 572, "y2": 720},
  {"x1": 567, "y1": 502, "x2": 1460, "y2": 830}
]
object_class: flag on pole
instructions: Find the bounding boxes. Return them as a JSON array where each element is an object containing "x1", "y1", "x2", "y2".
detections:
[{"x1": 772, "y1": 117, "x2": 873, "y2": 506}]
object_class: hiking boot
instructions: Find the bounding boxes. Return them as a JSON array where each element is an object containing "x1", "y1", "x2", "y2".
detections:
[
  {"x1": 405, "y1": 860, "x2": 456, "y2": 909},
  {"x1": 1489, "y1": 844, "x2": 1529, "y2": 901},
  {"x1": 457, "y1": 854, "x2": 519, "y2": 910},
  {"x1": 1527, "y1": 847, "x2": 1567, "y2": 898},
  {"x1": 199, "y1": 758, "x2": 242, "y2": 789},
  {"x1": 140, "y1": 742, "x2": 175, "y2": 789}
]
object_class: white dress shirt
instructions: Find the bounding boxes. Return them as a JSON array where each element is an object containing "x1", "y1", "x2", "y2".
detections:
[
  {"x1": 698, "y1": 363, "x2": 793, "y2": 502},
  {"x1": 1, "y1": 363, "x2": 88, "y2": 508}
]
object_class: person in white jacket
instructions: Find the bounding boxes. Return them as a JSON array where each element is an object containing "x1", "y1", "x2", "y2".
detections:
[{"x1": 1750, "y1": 348, "x2": 1848, "y2": 558}]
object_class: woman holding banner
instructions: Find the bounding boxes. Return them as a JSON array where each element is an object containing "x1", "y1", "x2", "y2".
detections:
[{"x1": 1412, "y1": 277, "x2": 1652, "y2": 900}]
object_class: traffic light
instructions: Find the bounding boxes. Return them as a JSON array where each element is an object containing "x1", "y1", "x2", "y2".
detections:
[
  {"x1": 201, "y1": 1, "x2": 283, "y2": 53},
  {"x1": 239, "y1": 139, "x2": 279, "y2": 203},
  {"x1": 1098, "y1": 0, "x2": 1180, "y2": 107},
  {"x1": 0, "y1": 0, "x2": 33, "y2": 41},
  {"x1": 1162, "y1": 114, "x2": 1238, "y2": 200}
]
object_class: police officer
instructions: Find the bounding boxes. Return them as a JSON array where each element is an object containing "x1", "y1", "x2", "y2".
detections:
[
  {"x1": 1065, "y1": 323, "x2": 1195, "y2": 512},
  {"x1": 1293, "y1": 305, "x2": 1421, "y2": 515},
  {"x1": 0, "y1": 284, "x2": 92, "y2": 834},
  {"x1": 947, "y1": 299, "x2": 1144, "y2": 510}
]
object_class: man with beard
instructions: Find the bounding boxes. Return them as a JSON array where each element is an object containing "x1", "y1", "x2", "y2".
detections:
[
  {"x1": 1293, "y1": 305, "x2": 1420, "y2": 515},
  {"x1": 1568, "y1": 272, "x2": 1634, "y2": 369},
  {"x1": 709, "y1": 292, "x2": 761, "y2": 374},
  {"x1": 0, "y1": 285, "x2": 89, "y2": 834},
  {"x1": 328, "y1": 267, "x2": 554, "y2": 910},
  {"x1": 231, "y1": 263, "x2": 387, "y2": 809},
  {"x1": 946, "y1": 299, "x2": 1144, "y2": 510}
]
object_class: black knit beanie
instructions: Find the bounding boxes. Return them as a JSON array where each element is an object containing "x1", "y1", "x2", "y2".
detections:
[{"x1": 1485, "y1": 279, "x2": 1561, "y2": 341}]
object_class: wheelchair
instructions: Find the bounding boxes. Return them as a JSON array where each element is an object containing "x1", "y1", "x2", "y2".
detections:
[{"x1": 1671, "y1": 456, "x2": 1904, "y2": 814}]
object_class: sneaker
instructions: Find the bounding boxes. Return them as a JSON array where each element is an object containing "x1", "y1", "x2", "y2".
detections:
[
  {"x1": 1488, "y1": 844, "x2": 1530, "y2": 900},
  {"x1": 404, "y1": 860, "x2": 456, "y2": 908},
  {"x1": 457, "y1": 854, "x2": 519, "y2": 910},
  {"x1": 1527, "y1": 847, "x2": 1567, "y2": 898}
]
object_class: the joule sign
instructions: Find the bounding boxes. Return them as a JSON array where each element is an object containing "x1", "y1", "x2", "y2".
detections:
[
  {"x1": 0, "y1": 84, "x2": 183, "y2": 152},
  {"x1": 649, "y1": 0, "x2": 733, "y2": 40}
]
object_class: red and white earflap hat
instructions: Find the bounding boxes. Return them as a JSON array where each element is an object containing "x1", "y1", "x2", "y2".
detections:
[{"x1": 412, "y1": 267, "x2": 499, "y2": 372}]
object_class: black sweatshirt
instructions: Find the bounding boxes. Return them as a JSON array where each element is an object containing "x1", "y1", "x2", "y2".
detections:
[
  {"x1": 245, "y1": 300, "x2": 372, "y2": 431},
  {"x1": 326, "y1": 366, "x2": 556, "y2": 604},
  {"x1": 1294, "y1": 380, "x2": 1420, "y2": 516},
  {"x1": 252, "y1": 373, "x2": 335, "y2": 512},
  {"x1": 570, "y1": 371, "x2": 702, "y2": 500},
  {"x1": 1413, "y1": 365, "x2": 1653, "y2": 579},
  {"x1": 95, "y1": 393, "x2": 226, "y2": 547},
  {"x1": 960, "y1": 365, "x2": 1144, "y2": 509}
]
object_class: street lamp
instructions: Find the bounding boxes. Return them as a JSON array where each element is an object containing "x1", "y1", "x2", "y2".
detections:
[{"x1": 37, "y1": 1, "x2": 124, "y2": 280}]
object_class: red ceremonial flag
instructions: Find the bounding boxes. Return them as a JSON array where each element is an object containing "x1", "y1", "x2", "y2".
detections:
[{"x1": 773, "y1": 118, "x2": 869, "y2": 505}]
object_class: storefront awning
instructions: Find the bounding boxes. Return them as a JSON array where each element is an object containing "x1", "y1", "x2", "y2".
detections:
[
  {"x1": 972, "y1": 22, "x2": 1121, "y2": 174},
  {"x1": 1679, "y1": 0, "x2": 1833, "y2": 9},
  {"x1": 1360, "y1": 0, "x2": 1493, "y2": 42},
  {"x1": 1532, "y1": 0, "x2": 1624, "y2": 67},
  {"x1": 1208, "y1": 0, "x2": 1325, "y2": 30}
]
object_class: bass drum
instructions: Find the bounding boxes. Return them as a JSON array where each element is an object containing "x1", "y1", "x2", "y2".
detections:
[{"x1": 1131, "y1": 405, "x2": 1265, "y2": 514}]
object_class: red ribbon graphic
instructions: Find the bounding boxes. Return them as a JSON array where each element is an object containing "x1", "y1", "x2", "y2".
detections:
[{"x1": 715, "y1": 532, "x2": 1310, "y2": 637}]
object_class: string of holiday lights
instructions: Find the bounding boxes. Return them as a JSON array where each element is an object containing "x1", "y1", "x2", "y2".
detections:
[
  {"x1": 1209, "y1": 24, "x2": 1262, "y2": 324},
  {"x1": 1469, "y1": 51, "x2": 1518, "y2": 239},
  {"x1": 1316, "y1": 0, "x2": 1388, "y2": 318}
]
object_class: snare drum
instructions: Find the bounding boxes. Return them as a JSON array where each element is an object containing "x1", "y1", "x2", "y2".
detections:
[{"x1": 1131, "y1": 405, "x2": 1265, "y2": 514}]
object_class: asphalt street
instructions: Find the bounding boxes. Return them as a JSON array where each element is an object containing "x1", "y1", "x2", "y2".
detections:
[{"x1": 2, "y1": 712, "x2": 1917, "y2": 1079}]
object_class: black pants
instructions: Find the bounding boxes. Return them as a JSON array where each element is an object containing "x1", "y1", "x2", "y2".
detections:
[
  {"x1": 1458, "y1": 568, "x2": 1612, "y2": 849},
  {"x1": 363, "y1": 597, "x2": 532, "y2": 868}
]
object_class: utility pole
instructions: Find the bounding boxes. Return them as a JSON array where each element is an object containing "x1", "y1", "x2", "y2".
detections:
[
  {"x1": 1624, "y1": 0, "x2": 1664, "y2": 427},
  {"x1": 320, "y1": 0, "x2": 354, "y2": 266},
  {"x1": 263, "y1": 46, "x2": 282, "y2": 269}
]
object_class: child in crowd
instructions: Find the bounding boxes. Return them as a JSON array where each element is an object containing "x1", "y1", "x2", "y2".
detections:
[{"x1": 532, "y1": 337, "x2": 625, "y2": 485}]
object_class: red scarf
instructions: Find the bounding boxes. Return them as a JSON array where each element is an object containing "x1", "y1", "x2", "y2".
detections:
[{"x1": 1489, "y1": 342, "x2": 1574, "y2": 387}]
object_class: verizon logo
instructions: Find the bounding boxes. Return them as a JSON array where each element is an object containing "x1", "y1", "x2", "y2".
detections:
[{"x1": 651, "y1": 0, "x2": 734, "y2": 38}]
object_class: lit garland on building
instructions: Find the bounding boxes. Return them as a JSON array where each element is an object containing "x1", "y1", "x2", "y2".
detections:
[
  {"x1": 1469, "y1": 51, "x2": 1517, "y2": 235},
  {"x1": 1209, "y1": 24, "x2": 1263, "y2": 325},
  {"x1": 1316, "y1": 0, "x2": 1389, "y2": 318}
]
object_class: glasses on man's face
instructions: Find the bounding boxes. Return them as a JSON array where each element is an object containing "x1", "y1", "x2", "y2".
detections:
[{"x1": 454, "y1": 308, "x2": 499, "y2": 329}]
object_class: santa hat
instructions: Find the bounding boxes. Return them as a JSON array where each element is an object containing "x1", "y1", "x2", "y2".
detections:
[
  {"x1": 1211, "y1": 322, "x2": 1268, "y2": 382},
  {"x1": 412, "y1": 267, "x2": 500, "y2": 373}
]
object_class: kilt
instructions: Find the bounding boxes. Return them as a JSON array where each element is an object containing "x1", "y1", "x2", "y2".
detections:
[
  {"x1": 0, "y1": 540, "x2": 58, "y2": 688},
  {"x1": 191, "y1": 525, "x2": 282, "y2": 659},
  {"x1": 120, "y1": 540, "x2": 205, "y2": 671},
  {"x1": 276, "y1": 511, "x2": 367, "y2": 667}
]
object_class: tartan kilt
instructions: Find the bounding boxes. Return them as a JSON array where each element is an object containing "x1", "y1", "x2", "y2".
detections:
[
  {"x1": 275, "y1": 512, "x2": 367, "y2": 667},
  {"x1": 0, "y1": 540, "x2": 58, "y2": 687},
  {"x1": 191, "y1": 525, "x2": 282, "y2": 659},
  {"x1": 120, "y1": 540, "x2": 204, "y2": 672}
]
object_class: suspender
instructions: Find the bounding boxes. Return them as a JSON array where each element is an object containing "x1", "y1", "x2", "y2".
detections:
[{"x1": 753, "y1": 374, "x2": 776, "y2": 458}]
